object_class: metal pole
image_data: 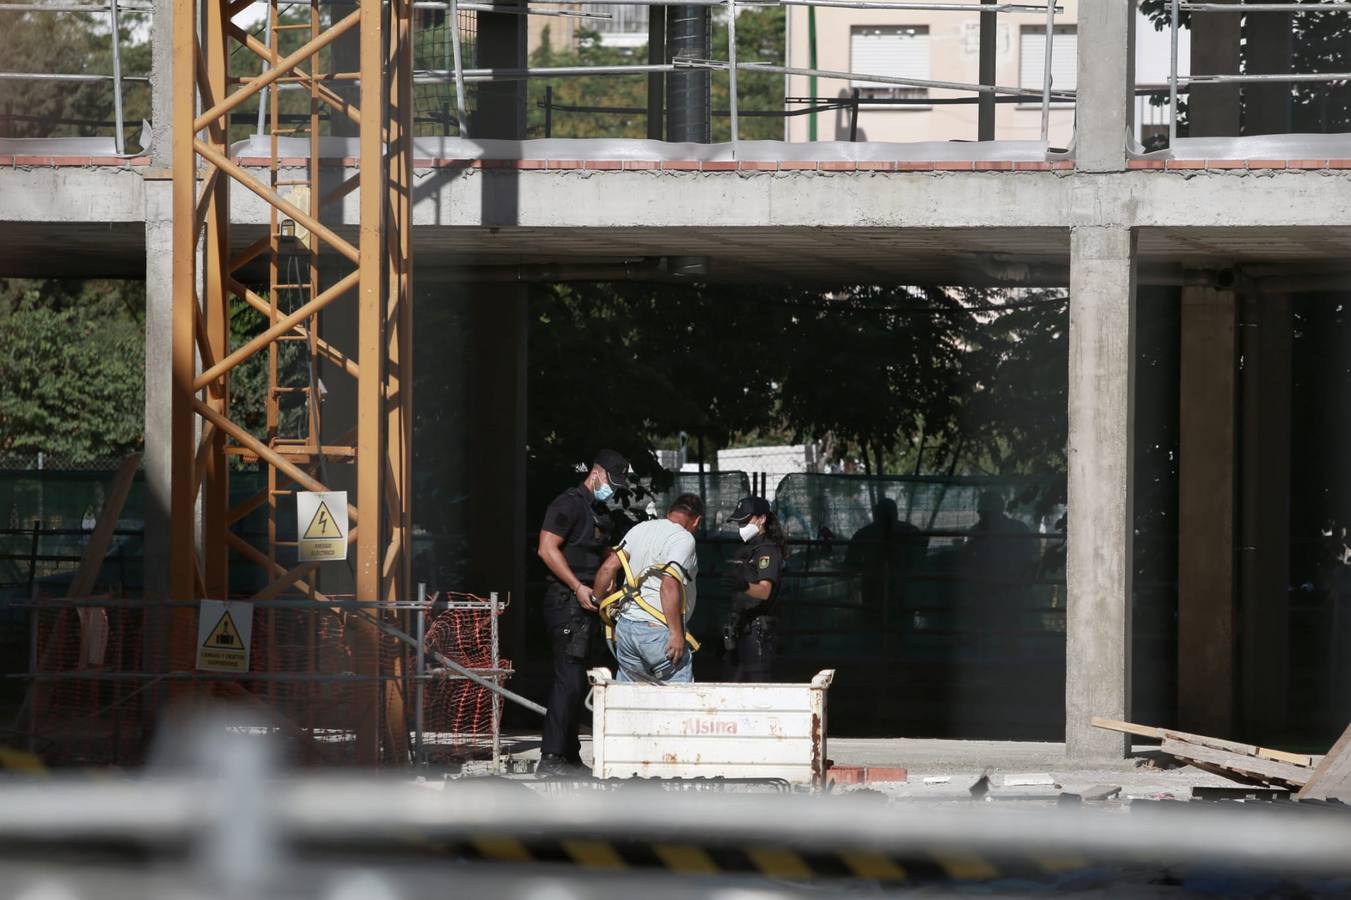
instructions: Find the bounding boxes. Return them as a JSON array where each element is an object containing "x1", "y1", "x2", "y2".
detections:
[
  {"x1": 727, "y1": 0, "x2": 738, "y2": 143},
  {"x1": 449, "y1": 0, "x2": 470, "y2": 136},
  {"x1": 977, "y1": 0, "x2": 995, "y2": 141},
  {"x1": 1039, "y1": 0, "x2": 1053, "y2": 141},
  {"x1": 647, "y1": 2, "x2": 665, "y2": 139},
  {"x1": 490, "y1": 591, "x2": 501, "y2": 771},
  {"x1": 26, "y1": 520, "x2": 40, "y2": 599},
  {"x1": 544, "y1": 84, "x2": 552, "y2": 136},
  {"x1": 849, "y1": 87, "x2": 858, "y2": 140},
  {"x1": 25, "y1": 579, "x2": 38, "y2": 753},
  {"x1": 415, "y1": 583, "x2": 426, "y2": 767},
  {"x1": 257, "y1": 7, "x2": 272, "y2": 137},
  {"x1": 1169, "y1": 0, "x2": 1179, "y2": 146},
  {"x1": 807, "y1": 5, "x2": 816, "y2": 140},
  {"x1": 109, "y1": 0, "x2": 124, "y2": 153}
]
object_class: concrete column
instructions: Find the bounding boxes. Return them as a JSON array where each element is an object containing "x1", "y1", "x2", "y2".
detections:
[
  {"x1": 1074, "y1": 1, "x2": 1135, "y2": 172},
  {"x1": 142, "y1": 177, "x2": 173, "y2": 674},
  {"x1": 1066, "y1": 226, "x2": 1137, "y2": 759},
  {"x1": 1177, "y1": 283, "x2": 1238, "y2": 737},
  {"x1": 1239, "y1": 292, "x2": 1292, "y2": 739},
  {"x1": 149, "y1": 0, "x2": 174, "y2": 165},
  {"x1": 1190, "y1": 2, "x2": 1241, "y2": 137}
]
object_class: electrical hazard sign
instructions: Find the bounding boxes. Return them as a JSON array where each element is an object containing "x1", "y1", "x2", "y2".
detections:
[
  {"x1": 196, "y1": 599, "x2": 253, "y2": 673},
  {"x1": 296, "y1": 490, "x2": 348, "y2": 562}
]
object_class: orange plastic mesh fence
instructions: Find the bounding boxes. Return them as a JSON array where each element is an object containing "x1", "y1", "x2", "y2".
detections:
[{"x1": 421, "y1": 594, "x2": 509, "y2": 763}]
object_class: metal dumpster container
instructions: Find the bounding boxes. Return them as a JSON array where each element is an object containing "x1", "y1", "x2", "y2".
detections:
[{"x1": 587, "y1": 668, "x2": 835, "y2": 785}]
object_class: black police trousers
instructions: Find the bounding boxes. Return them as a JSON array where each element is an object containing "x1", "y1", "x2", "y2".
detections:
[
  {"x1": 540, "y1": 582, "x2": 593, "y2": 759},
  {"x1": 727, "y1": 616, "x2": 779, "y2": 683}
]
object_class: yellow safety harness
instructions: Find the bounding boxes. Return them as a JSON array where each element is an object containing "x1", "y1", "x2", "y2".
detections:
[{"x1": 596, "y1": 547, "x2": 701, "y2": 652}]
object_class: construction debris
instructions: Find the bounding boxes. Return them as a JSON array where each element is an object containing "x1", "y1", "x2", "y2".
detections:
[
  {"x1": 1091, "y1": 717, "x2": 1328, "y2": 793},
  {"x1": 1077, "y1": 784, "x2": 1123, "y2": 802},
  {"x1": 1000, "y1": 773, "x2": 1057, "y2": 788}
]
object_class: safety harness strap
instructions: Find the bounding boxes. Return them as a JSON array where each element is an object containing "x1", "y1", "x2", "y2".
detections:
[{"x1": 597, "y1": 548, "x2": 701, "y2": 652}]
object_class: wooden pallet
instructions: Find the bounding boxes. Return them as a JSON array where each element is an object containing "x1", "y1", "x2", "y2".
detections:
[{"x1": 1091, "y1": 717, "x2": 1322, "y2": 790}]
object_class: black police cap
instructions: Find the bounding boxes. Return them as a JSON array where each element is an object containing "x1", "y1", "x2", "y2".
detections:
[
  {"x1": 727, "y1": 495, "x2": 771, "y2": 524},
  {"x1": 593, "y1": 449, "x2": 630, "y2": 488}
]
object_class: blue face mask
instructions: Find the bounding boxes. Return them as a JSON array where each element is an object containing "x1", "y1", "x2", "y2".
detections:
[{"x1": 594, "y1": 482, "x2": 614, "y2": 503}]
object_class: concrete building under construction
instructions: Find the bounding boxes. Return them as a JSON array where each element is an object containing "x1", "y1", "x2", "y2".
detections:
[{"x1": 3, "y1": 0, "x2": 1351, "y2": 764}]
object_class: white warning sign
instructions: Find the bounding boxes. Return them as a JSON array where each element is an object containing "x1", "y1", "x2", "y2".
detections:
[
  {"x1": 297, "y1": 490, "x2": 348, "y2": 562},
  {"x1": 196, "y1": 599, "x2": 253, "y2": 673}
]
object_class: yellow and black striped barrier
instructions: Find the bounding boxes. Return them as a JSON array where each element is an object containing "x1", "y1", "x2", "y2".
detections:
[{"x1": 367, "y1": 830, "x2": 1095, "y2": 885}]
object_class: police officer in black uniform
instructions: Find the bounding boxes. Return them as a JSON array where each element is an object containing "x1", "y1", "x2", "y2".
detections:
[
  {"x1": 535, "y1": 449, "x2": 629, "y2": 776},
  {"x1": 721, "y1": 496, "x2": 786, "y2": 683}
]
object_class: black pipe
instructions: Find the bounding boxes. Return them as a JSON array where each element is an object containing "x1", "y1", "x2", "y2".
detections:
[{"x1": 665, "y1": 5, "x2": 710, "y2": 142}]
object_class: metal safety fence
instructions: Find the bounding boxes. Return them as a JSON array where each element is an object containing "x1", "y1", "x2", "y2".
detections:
[
  {"x1": 3, "y1": 592, "x2": 514, "y2": 769},
  {"x1": 1166, "y1": 0, "x2": 1351, "y2": 145},
  {"x1": 1, "y1": 0, "x2": 1075, "y2": 146},
  {"x1": 0, "y1": 0, "x2": 151, "y2": 152}
]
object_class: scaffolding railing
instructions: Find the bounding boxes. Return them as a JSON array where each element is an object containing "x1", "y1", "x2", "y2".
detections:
[
  {"x1": 0, "y1": 0, "x2": 1074, "y2": 148},
  {"x1": 410, "y1": 0, "x2": 1068, "y2": 142},
  {"x1": 1167, "y1": 0, "x2": 1351, "y2": 145},
  {"x1": 0, "y1": 0, "x2": 153, "y2": 153}
]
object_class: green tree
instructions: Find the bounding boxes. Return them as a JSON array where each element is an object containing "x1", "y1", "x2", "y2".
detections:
[
  {"x1": 0, "y1": 10, "x2": 152, "y2": 150},
  {"x1": 0, "y1": 282, "x2": 144, "y2": 462}
]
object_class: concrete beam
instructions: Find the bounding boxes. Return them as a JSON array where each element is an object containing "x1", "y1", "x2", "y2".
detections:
[
  {"x1": 1075, "y1": 2, "x2": 1135, "y2": 172},
  {"x1": 1066, "y1": 225, "x2": 1136, "y2": 759},
  {"x1": 1177, "y1": 283, "x2": 1238, "y2": 737},
  {"x1": 16, "y1": 167, "x2": 1351, "y2": 240}
]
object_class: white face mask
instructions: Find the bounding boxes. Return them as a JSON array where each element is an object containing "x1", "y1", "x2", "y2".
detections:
[{"x1": 738, "y1": 522, "x2": 760, "y2": 543}]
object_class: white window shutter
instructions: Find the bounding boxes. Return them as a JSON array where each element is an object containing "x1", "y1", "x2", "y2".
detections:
[
  {"x1": 850, "y1": 27, "x2": 930, "y2": 89},
  {"x1": 1019, "y1": 27, "x2": 1078, "y2": 92}
]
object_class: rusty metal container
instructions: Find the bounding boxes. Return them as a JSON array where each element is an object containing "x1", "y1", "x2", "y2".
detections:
[{"x1": 586, "y1": 668, "x2": 835, "y2": 785}]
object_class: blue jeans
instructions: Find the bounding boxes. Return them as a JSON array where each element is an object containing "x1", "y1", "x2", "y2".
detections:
[{"x1": 613, "y1": 617, "x2": 693, "y2": 683}]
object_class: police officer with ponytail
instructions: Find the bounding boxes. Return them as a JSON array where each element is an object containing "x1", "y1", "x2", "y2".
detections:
[
  {"x1": 721, "y1": 496, "x2": 786, "y2": 682},
  {"x1": 535, "y1": 449, "x2": 629, "y2": 776}
]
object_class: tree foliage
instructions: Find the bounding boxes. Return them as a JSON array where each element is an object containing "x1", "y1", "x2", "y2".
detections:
[
  {"x1": 0, "y1": 10, "x2": 152, "y2": 149},
  {"x1": 522, "y1": 280, "x2": 1068, "y2": 491},
  {"x1": 0, "y1": 280, "x2": 144, "y2": 462}
]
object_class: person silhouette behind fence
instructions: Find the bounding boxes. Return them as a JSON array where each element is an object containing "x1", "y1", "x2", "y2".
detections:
[
  {"x1": 845, "y1": 497, "x2": 928, "y2": 632},
  {"x1": 958, "y1": 491, "x2": 1037, "y2": 640}
]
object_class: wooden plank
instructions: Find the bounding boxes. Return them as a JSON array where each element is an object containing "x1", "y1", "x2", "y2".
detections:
[
  {"x1": 1162, "y1": 729, "x2": 1315, "y2": 768},
  {"x1": 1160, "y1": 738, "x2": 1311, "y2": 787},
  {"x1": 1296, "y1": 723, "x2": 1351, "y2": 802},
  {"x1": 1090, "y1": 717, "x2": 1163, "y2": 739},
  {"x1": 1091, "y1": 717, "x2": 1316, "y2": 767}
]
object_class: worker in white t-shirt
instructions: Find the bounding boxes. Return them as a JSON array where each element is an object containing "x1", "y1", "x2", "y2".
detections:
[{"x1": 592, "y1": 493, "x2": 703, "y2": 682}]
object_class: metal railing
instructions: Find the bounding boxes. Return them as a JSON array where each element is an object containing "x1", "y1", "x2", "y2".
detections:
[
  {"x1": 0, "y1": 0, "x2": 153, "y2": 153},
  {"x1": 416, "y1": 0, "x2": 1067, "y2": 142},
  {"x1": 1, "y1": 0, "x2": 1073, "y2": 148},
  {"x1": 1167, "y1": 0, "x2": 1351, "y2": 145}
]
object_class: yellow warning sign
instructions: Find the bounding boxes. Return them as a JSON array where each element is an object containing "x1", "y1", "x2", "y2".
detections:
[
  {"x1": 303, "y1": 501, "x2": 340, "y2": 540},
  {"x1": 196, "y1": 600, "x2": 252, "y2": 673},
  {"x1": 297, "y1": 491, "x2": 348, "y2": 562}
]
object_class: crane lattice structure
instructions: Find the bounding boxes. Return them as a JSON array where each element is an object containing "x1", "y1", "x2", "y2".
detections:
[{"x1": 171, "y1": 0, "x2": 414, "y2": 764}]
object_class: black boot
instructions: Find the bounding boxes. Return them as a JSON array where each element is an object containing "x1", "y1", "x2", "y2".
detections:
[{"x1": 536, "y1": 753, "x2": 575, "y2": 778}]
